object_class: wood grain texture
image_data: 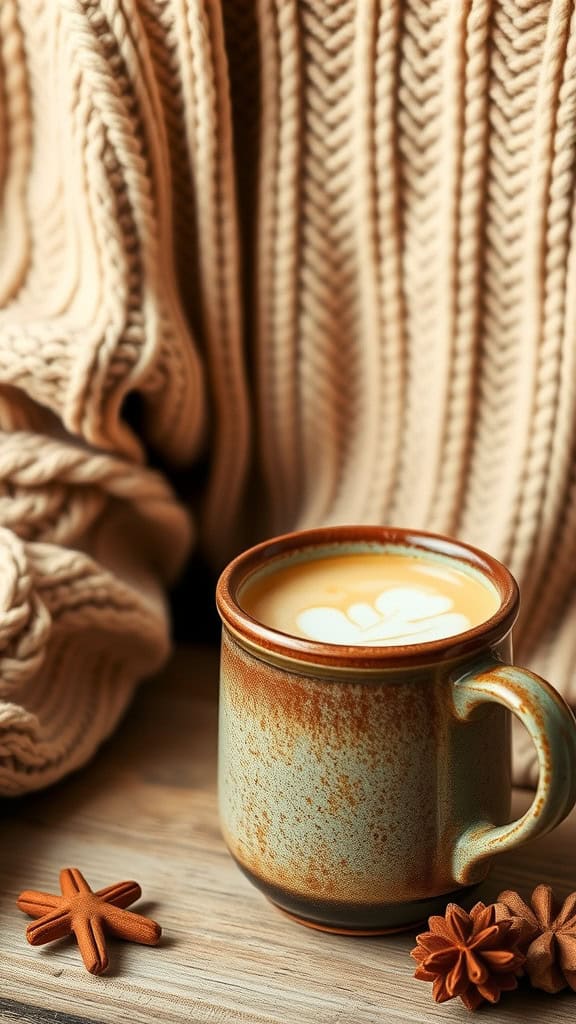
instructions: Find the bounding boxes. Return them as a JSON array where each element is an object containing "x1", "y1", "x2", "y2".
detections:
[
  {"x1": 0, "y1": 998, "x2": 101, "y2": 1024},
  {"x1": 0, "y1": 646, "x2": 575, "y2": 1023}
]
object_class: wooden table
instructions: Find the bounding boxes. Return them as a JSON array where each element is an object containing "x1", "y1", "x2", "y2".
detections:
[{"x1": 1, "y1": 646, "x2": 575, "y2": 1023}]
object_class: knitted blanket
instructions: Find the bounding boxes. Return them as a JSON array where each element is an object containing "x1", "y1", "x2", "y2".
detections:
[{"x1": 1, "y1": 0, "x2": 575, "y2": 793}]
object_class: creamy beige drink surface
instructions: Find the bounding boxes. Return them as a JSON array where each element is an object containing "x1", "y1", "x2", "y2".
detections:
[{"x1": 240, "y1": 552, "x2": 500, "y2": 645}]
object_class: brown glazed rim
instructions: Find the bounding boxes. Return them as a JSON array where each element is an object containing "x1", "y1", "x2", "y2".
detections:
[{"x1": 216, "y1": 526, "x2": 520, "y2": 670}]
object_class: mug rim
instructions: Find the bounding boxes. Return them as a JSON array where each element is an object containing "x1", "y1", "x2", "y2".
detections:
[{"x1": 216, "y1": 526, "x2": 519, "y2": 670}]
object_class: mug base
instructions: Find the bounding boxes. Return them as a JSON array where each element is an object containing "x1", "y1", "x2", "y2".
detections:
[
  {"x1": 234, "y1": 857, "x2": 481, "y2": 934},
  {"x1": 268, "y1": 900, "x2": 428, "y2": 936}
]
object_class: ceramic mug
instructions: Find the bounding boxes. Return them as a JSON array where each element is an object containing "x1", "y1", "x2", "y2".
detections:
[{"x1": 216, "y1": 526, "x2": 576, "y2": 934}]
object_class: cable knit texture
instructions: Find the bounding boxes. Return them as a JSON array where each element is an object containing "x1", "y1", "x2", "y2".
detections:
[{"x1": 1, "y1": 0, "x2": 575, "y2": 792}]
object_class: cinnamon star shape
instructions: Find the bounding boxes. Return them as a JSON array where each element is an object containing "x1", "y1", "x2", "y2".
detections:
[
  {"x1": 17, "y1": 867, "x2": 161, "y2": 975},
  {"x1": 497, "y1": 885, "x2": 576, "y2": 994},
  {"x1": 411, "y1": 902, "x2": 525, "y2": 1011}
]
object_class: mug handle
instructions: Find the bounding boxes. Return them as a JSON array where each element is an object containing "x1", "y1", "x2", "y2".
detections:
[{"x1": 451, "y1": 662, "x2": 576, "y2": 885}]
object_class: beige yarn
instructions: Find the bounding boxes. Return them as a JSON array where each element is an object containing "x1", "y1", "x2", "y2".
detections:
[{"x1": 1, "y1": 0, "x2": 576, "y2": 793}]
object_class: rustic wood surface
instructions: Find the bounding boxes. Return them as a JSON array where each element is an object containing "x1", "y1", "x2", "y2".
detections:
[{"x1": 0, "y1": 646, "x2": 575, "y2": 1023}]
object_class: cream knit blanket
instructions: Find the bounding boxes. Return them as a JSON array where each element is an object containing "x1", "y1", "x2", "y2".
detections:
[{"x1": 1, "y1": 0, "x2": 575, "y2": 793}]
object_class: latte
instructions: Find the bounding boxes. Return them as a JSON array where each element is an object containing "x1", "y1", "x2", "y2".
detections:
[{"x1": 239, "y1": 551, "x2": 500, "y2": 646}]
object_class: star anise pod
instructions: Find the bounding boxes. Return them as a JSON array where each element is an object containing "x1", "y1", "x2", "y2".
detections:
[
  {"x1": 497, "y1": 886, "x2": 576, "y2": 994},
  {"x1": 411, "y1": 902, "x2": 526, "y2": 1011},
  {"x1": 18, "y1": 867, "x2": 161, "y2": 975}
]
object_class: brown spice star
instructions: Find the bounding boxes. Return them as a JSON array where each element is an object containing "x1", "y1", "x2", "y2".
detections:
[
  {"x1": 17, "y1": 867, "x2": 161, "y2": 975},
  {"x1": 497, "y1": 885, "x2": 576, "y2": 994},
  {"x1": 411, "y1": 902, "x2": 525, "y2": 1011}
]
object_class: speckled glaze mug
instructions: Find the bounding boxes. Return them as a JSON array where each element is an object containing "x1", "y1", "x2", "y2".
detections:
[{"x1": 216, "y1": 526, "x2": 576, "y2": 935}]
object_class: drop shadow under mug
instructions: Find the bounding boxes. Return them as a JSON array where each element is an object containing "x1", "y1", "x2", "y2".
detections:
[{"x1": 216, "y1": 526, "x2": 576, "y2": 934}]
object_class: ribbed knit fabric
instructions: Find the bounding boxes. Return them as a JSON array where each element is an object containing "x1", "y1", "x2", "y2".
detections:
[{"x1": 1, "y1": 0, "x2": 575, "y2": 792}]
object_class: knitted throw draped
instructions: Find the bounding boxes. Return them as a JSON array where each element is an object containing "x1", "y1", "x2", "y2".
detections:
[{"x1": 1, "y1": 0, "x2": 575, "y2": 793}]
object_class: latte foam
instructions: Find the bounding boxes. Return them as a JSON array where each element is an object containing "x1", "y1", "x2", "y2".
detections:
[{"x1": 239, "y1": 551, "x2": 499, "y2": 646}]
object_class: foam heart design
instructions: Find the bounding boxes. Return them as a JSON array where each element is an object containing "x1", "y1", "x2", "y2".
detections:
[{"x1": 296, "y1": 587, "x2": 471, "y2": 646}]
